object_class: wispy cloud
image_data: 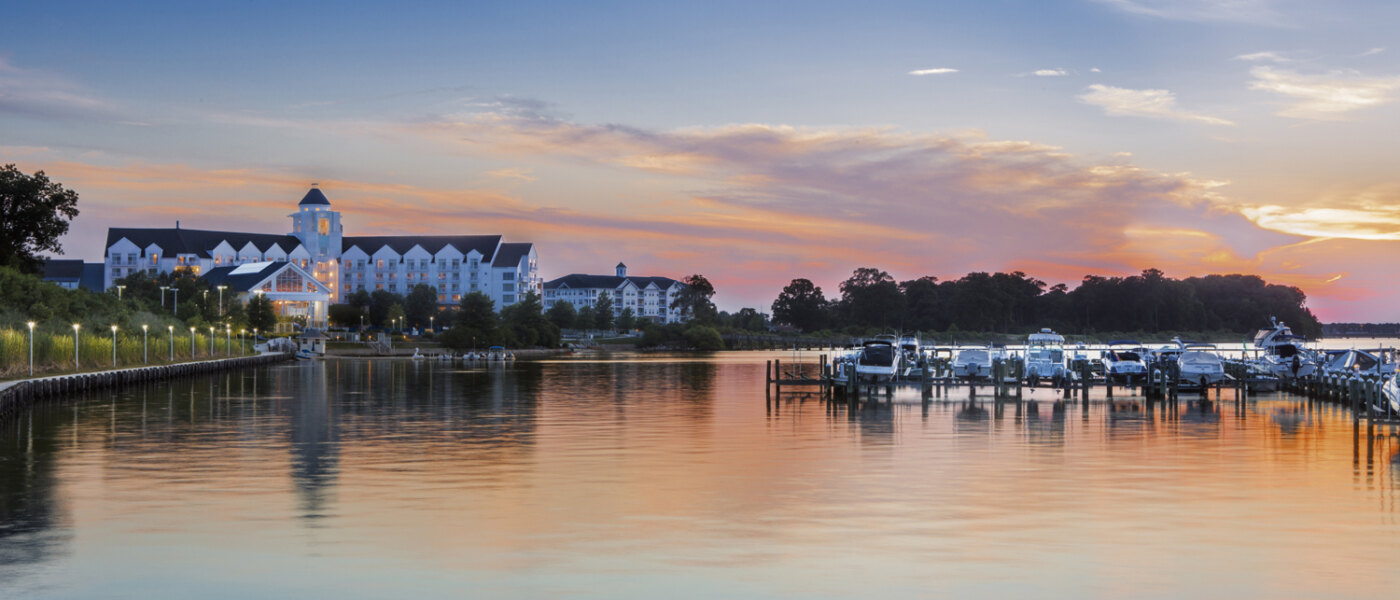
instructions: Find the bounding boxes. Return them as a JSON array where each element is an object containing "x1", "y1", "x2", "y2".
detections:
[
  {"x1": 1248, "y1": 66, "x2": 1400, "y2": 119},
  {"x1": 0, "y1": 57, "x2": 124, "y2": 122},
  {"x1": 1235, "y1": 50, "x2": 1292, "y2": 63},
  {"x1": 1093, "y1": 0, "x2": 1285, "y2": 25},
  {"x1": 1033, "y1": 69, "x2": 1068, "y2": 77},
  {"x1": 1242, "y1": 185, "x2": 1400, "y2": 240},
  {"x1": 908, "y1": 68, "x2": 958, "y2": 76},
  {"x1": 1078, "y1": 84, "x2": 1236, "y2": 126},
  {"x1": 1359, "y1": 47, "x2": 1385, "y2": 57}
]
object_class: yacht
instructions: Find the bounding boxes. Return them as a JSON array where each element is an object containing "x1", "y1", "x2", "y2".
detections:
[
  {"x1": 1024, "y1": 328, "x2": 1067, "y2": 381},
  {"x1": 854, "y1": 337, "x2": 902, "y2": 382},
  {"x1": 1251, "y1": 318, "x2": 1316, "y2": 380},
  {"x1": 1383, "y1": 375, "x2": 1399, "y2": 415},
  {"x1": 898, "y1": 334, "x2": 926, "y2": 376},
  {"x1": 1100, "y1": 340, "x2": 1147, "y2": 384},
  {"x1": 1320, "y1": 349, "x2": 1396, "y2": 377}
]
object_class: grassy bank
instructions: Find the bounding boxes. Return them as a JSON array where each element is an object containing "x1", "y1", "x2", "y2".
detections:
[{"x1": 0, "y1": 327, "x2": 256, "y2": 380}]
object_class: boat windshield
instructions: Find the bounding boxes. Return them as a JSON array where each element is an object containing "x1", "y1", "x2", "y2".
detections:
[
  {"x1": 959, "y1": 349, "x2": 988, "y2": 362},
  {"x1": 1180, "y1": 352, "x2": 1218, "y2": 365},
  {"x1": 859, "y1": 345, "x2": 895, "y2": 365},
  {"x1": 1109, "y1": 351, "x2": 1141, "y2": 362}
]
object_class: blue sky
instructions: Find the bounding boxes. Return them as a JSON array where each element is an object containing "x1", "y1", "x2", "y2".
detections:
[{"x1": 3, "y1": 1, "x2": 1400, "y2": 319}]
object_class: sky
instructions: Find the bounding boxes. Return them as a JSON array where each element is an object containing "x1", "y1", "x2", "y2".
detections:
[{"x1": 2, "y1": 0, "x2": 1398, "y2": 321}]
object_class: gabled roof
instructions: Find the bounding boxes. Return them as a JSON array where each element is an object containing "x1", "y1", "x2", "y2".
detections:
[
  {"x1": 342, "y1": 235, "x2": 501, "y2": 261},
  {"x1": 493, "y1": 242, "x2": 533, "y2": 268},
  {"x1": 105, "y1": 227, "x2": 304, "y2": 259},
  {"x1": 41, "y1": 259, "x2": 85, "y2": 281},
  {"x1": 543, "y1": 273, "x2": 683, "y2": 291},
  {"x1": 299, "y1": 187, "x2": 331, "y2": 206},
  {"x1": 202, "y1": 261, "x2": 286, "y2": 292}
]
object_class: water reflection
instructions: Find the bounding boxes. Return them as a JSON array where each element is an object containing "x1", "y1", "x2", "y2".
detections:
[{"x1": 2, "y1": 355, "x2": 1399, "y2": 598}]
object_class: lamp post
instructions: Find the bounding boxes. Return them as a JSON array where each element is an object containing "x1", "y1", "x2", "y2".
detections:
[
  {"x1": 72, "y1": 323, "x2": 80, "y2": 370},
  {"x1": 429, "y1": 315, "x2": 434, "y2": 332},
  {"x1": 253, "y1": 328, "x2": 258, "y2": 352},
  {"x1": 217, "y1": 285, "x2": 227, "y2": 315},
  {"x1": 142, "y1": 324, "x2": 149, "y2": 364},
  {"x1": 115, "y1": 285, "x2": 126, "y2": 301},
  {"x1": 160, "y1": 286, "x2": 168, "y2": 308},
  {"x1": 171, "y1": 288, "x2": 179, "y2": 315},
  {"x1": 240, "y1": 328, "x2": 246, "y2": 355},
  {"x1": 110, "y1": 325, "x2": 118, "y2": 367},
  {"x1": 189, "y1": 326, "x2": 196, "y2": 357},
  {"x1": 26, "y1": 321, "x2": 35, "y2": 377},
  {"x1": 168, "y1": 325, "x2": 174, "y2": 360},
  {"x1": 208, "y1": 326, "x2": 215, "y2": 356},
  {"x1": 225, "y1": 324, "x2": 231, "y2": 355}
]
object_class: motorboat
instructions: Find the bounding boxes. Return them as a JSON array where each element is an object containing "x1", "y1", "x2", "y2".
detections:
[
  {"x1": 854, "y1": 337, "x2": 902, "y2": 382},
  {"x1": 486, "y1": 346, "x2": 510, "y2": 361},
  {"x1": 1251, "y1": 317, "x2": 1317, "y2": 380},
  {"x1": 1100, "y1": 340, "x2": 1147, "y2": 384},
  {"x1": 1382, "y1": 375, "x2": 1399, "y2": 415},
  {"x1": 1024, "y1": 328, "x2": 1066, "y2": 381},
  {"x1": 1320, "y1": 348, "x2": 1396, "y2": 377},
  {"x1": 952, "y1": 345, "x2": 1004, "y2": 380},
  {"x1": 898, "y1": 334, "x2": 924, "y2": 370},
  {"x1": 1177, "y1": 344, "x2": 1227, "y2": 388}
]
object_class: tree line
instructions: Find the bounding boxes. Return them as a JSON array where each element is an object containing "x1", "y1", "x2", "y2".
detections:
[{"x1": 772, "y1": 267, "x2": 1323, "y2": 338}]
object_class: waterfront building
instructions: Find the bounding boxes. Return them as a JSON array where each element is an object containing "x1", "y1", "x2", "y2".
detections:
[
  {"x1": 542, "y1": 263, "x2": 688, "y2": 324},
  {"x1": 101, "y1": 186, "x2": 541, "y2": 313},
  {"x1": 202, "y1": 261, "x2": 333, "y2": 329},
  {"x1": 40, "y1": 259, "x2": 104, "y2": 291}
]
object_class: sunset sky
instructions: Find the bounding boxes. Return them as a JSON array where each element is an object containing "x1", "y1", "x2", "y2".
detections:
[{"x1": 3, "y1": 1, "x2": 1398, "y2": 321}]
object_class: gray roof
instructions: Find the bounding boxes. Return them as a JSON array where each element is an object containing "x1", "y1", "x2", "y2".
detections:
[
  {"x1": 299, "y1": 187, "x2": 331, "y2": 206},
  {"x1": 80, "y1": 264, "x2": 105, "y2": 292},
  {"x1": 342, "y1": 235, "x2": 501, "y2": 261},
  {"x1": 493, "y1": 242, "x2": 533, "y2": 268},
  {"x1": 544, "y1": 273, "x2": 682, "y2": 291},
  {"x1": 201, "y1": 262, "x2": 286, "y2": 292},
  {"x1": 41, "y1": 259, "x2": 85, "y2": 281},
  {"x1": 106, "y1": 227, "x2": 303, "y2": 259}
]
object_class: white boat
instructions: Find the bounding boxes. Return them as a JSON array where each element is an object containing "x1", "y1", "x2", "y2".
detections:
[
  {"x1": 1382, "y1": 375, "x2": 1399, "y2": 414},
  {"x1": 1178, "y1": 345, "x2": 1227, "y2": 388},
  {"x1": 486, "y1": 346, "x2": 511, "y2": 361},
  {"x1": 1024, "y1": 328, "x2": 1067, "y2": 381},
  {"x1": 1320, "y1": 349, "x2": 1396, "y2": 377},
  {"x1": 1251, "y1": 317, "x2": 1317, "y2": 380},
  {"x1": 1100, "y1": 340, "x2": 1147, "y2": 384},
  {"x1": 854, "y1": 337, "x2": 902, "y2": 382},
  {"x1": 898, "y1": 334, "x2": 924, "y2": 369},
  {"x1": 952, "y1": 346, "x2": 1004, "y2": 380}
]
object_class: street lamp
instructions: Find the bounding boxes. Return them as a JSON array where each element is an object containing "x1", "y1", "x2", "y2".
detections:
[
  {"x1": 159, "y1": 286, "x2": 168, "y2": 308},
  {"x1": 115, "y1": 285, "x2": 126, "y2": 301},
  {"x1": 72, "y1": 323, "x2": 80, "y2": 370},
  {"x1": 429, "y1": 315, "x2": 434, "y2": 332},
  {"x1": 225, "y1": 324, "x2": 231, "y2": 355},
  {"x1": 142, "y1": 324, "x2": 149, "y2": 364},
  {"x1": 217, "y1": 285, "x2": 227, "y2": 315},
  {"x1": 189, "y1": 326, "x2": 196, "y2": 357},
  {"x1": 168, "y1": 325, "x2": 174, "y2": 360},
  {"x1": 253, "y1": 328, "x2": 258, "y2": 352},
  {"x1": 26, "y1": 321, "x2": 35, "y2": 377},
  {"x1": 208, "y1": 326, "x2": 215, "y2": 356},
  {"x1": 240, "y1": 328, "x2": 246, "y2": 354},
  {"x1": 110, "y1": 325, "x2": 118, "y2": 367}
]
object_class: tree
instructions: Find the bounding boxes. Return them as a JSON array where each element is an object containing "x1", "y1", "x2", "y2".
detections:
[
  {"x1": 440, "y1": 292, "x2": 500, "y2": 350},
  {"x1": 501, "y1": 291, "x2": 560, "y2": 347},
  {"x1": 671, "y1": 274, "x2": 718, "y2": 324},
  {"x1": 616, "y1": 306, "x2": 636, "y2": 332},
  {"x1": 246, "y1": 294, "x2": 278, "y2": 332},
  {"x1": 592, "y1": 291, "x2": 615, "y2": 331},
  {"x1": 386, "y1": 304, "x2": 406, "y2": 330},
  {"x1": 0, "y1": 165, "x2": 80, "y2": 274},
  {"x1": 328, "y1": 303, "x2": 363, "y2": 328},
  {"x1": 546, "y1": 299, "x2": 577, "y2": 330},
  {"x1": 577, "y1": 304, "x2": 596, "y2": 332},
  {"x1": 404, "y1": 284, "x2": 438, "y2": 329},
  {"x1": 368, "y1": 289, "x2": 402, "y2": 327},
  {"x1": 837, "y1": 268, "x2": 903, "y2": 329},
  {"x1": 731, "y1": 307, "x2": 767, "y2": 331},
  {"x1": 772, "y1": 278, "x2": 829, "y2": 331},
  {"x1": 346, "y1": 289, "x2": 371, "y2": 314}
]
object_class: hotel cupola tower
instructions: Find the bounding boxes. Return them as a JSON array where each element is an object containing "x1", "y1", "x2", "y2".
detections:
[{"x1": 290, "y1": 185, "x2": 343, "y2": 261}]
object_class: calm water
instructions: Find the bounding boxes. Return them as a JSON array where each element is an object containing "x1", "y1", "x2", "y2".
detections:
[{"x1": 3, "y1": 352, "x2": 1399, "y2": 599}]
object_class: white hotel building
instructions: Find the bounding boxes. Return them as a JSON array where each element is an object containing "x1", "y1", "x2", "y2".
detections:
[
  {"x1": 542, "y1": 263, "x2": 689, "y2": 324},
  {"x1": 103, "y1": 187, "x2": 541, "y2": 325}
]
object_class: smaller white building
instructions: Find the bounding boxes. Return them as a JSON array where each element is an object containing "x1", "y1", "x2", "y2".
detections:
[
  {"x1": 203, "y1": 261, "x2": 332, "y2": 329},
  {"x1": 542, "y1": 263, "x2": 688, "y2": 324}
]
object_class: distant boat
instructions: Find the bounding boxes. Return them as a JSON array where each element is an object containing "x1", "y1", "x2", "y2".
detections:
[
  {"x1": 1251, "y1": 317, "x2": 1317, "y2": 380},
  {"x1": 1383, "y1": 375, "x2": 1399, "y2": 414},
  {"x1": 1024, "y1": 328, "x2": 1066, "y2": 381},
  {"x1": 1320, "y1": 348, "x2": 1395, "y2": 376},
  {"x1": 1100, "y1": 340, "x2": 1147, "y2": 384},
  {"x1": 1177, "y1": 344, "x2": 1226, "y2": 388},
  {"x1": 854, "y1": 337, "x2": 901, "y2": 383},
  {"x1": 952, "y1": 345, "x2": 1003, "y2": 380}
]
